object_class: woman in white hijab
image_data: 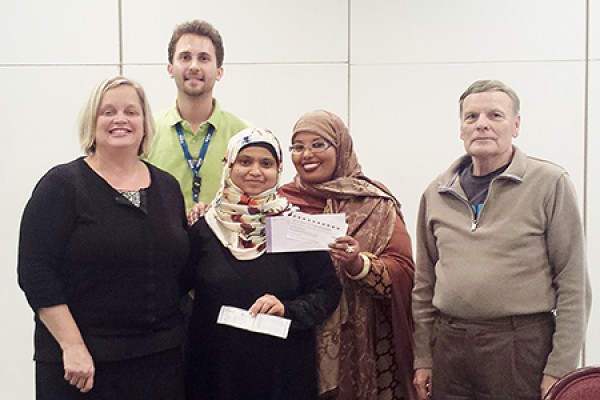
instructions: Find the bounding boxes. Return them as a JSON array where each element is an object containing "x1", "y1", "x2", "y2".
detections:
[{"x1": 182, "y1": 128, "x2": 341, "y2": 400}]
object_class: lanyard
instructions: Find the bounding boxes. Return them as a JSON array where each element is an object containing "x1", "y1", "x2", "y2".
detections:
[{"x1": 175, "y1": 122, "x2": 215, "y2": 203}]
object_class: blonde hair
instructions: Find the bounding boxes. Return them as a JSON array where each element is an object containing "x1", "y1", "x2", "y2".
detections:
[{"x1": 78, "y1": 76, "x2": 155, "y2": 157}]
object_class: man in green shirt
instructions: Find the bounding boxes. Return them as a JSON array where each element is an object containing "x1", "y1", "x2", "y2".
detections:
[{"x1": 148, "y1": 20, "x2": 249, "y2": 212}]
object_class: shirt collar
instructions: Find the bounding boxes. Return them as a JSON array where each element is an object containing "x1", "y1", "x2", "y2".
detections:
[{"x1": 165, "y1": 98, "x2": 223, "y2": 131}]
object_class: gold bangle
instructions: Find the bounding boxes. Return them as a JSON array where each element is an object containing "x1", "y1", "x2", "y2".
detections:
[{"x1": 346, "y1": 252, "x2": 371, "y2": 280}]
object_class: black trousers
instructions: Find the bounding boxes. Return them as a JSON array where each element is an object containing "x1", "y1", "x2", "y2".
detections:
[
  {"x1": 431, "y1": 313, "x2": 554, "y2": 400},
  {"x1": 36, "y1": 347, "x2": 184, "y2": 400}
]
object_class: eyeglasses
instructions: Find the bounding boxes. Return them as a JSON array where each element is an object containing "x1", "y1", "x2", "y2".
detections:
[{"x1": 288, "y1": 140, "x2": 333, "y2": 155}]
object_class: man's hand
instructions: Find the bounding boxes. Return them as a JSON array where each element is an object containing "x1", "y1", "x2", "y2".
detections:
[
  {"x1": 540, "y1": 374, "x2": 558, "y2": 399},
  {"x1": 414, "y1": 368, "x2": 432, "y2": 399},
  {"x1": 188, "y1": 202, "x2": 210, "y2": 226}
]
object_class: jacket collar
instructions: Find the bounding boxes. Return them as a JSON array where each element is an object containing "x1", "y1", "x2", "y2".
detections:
[{"x1": 438, "y1": 146, "x2": 526, "y2": 193}]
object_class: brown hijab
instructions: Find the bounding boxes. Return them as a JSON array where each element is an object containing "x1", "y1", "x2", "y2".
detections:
[{"x1": 281, "y1": 110, "x2": 416, "y2": 399}]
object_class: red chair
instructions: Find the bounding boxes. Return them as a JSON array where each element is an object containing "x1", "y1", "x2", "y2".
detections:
[{"x1": 545, "y1": 366, "x2": 600, "y2": 399}]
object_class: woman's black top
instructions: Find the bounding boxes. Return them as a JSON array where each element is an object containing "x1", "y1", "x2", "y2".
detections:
[{"x1": 18, "y1": 157, "x2": 189, "y2": 362}]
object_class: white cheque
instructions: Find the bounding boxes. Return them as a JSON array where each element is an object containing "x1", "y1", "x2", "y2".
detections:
[{"x1": 217, "y1": 305, "x2": 291, "y2": 339}]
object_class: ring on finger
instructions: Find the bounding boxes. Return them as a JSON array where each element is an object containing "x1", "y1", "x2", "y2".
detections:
[{"x1": 345, "y1": 246, "x2": 355, "y2": 253}]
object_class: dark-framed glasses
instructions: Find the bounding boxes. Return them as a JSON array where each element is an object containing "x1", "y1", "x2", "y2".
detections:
[{"x1": 288, "y1": 140, "x2": 333, "y2": 155}]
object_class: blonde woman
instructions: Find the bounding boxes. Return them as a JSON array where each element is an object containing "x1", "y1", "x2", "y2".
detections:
[{"x1": 18, "y1": 77, "x2": 188, "y2": 399}]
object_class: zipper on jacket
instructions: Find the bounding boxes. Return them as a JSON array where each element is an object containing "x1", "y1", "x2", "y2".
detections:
[
  {"x1": 440, "y1": 187, "x2": 480, "y2": 232},
  {"x1": 470, "y1": 203, "x2": 482, "y2": 232},
  {"x1": 469, "y1": 178, "x2": 499, "y2": 232},
  {"x1": 440, "y1": 168, "x2": 514, "y2": 233}
]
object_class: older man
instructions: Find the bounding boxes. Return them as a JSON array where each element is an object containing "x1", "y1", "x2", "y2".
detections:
[{"x1": 412, "y1": 80, "x2": 590, "y2": 400}]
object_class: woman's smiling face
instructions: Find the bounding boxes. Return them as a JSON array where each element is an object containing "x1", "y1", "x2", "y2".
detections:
[
  {"x1": 291, "y1": 132, "x2": 337, "y2": 184},
  {"x1": 230, "y1": 145, "x2": 278, "y2": 195}
]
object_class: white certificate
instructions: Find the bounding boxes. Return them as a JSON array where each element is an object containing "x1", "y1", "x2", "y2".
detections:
[
  {"x1": 217, "y1": 305, "x2": 291, "y2": 339},
  {"x1": 266, "y1": 212, "x2": 347, "y2": 253}
]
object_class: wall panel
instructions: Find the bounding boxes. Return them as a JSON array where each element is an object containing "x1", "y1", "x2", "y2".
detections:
[
  {"x1": 0, "y1": 1, "x2": 120, "y2": 65},
  {"x1": 351, "y1": 0, "x2": 586, "y2": 64},
  {"x1": 590, "y1": 0, "x2": 600, "y2": 60},
  {"x1": 123, "y1": 0, "x2": 348, "y2": 64}
]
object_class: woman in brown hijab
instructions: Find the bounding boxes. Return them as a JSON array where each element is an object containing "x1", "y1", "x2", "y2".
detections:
[{"x1": 279, "y1": 110, "x2": 416, "y2": 400}]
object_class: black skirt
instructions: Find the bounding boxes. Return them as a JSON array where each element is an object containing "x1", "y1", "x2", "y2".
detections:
[{"x1": 36, "y1": 347, "x2": 184, "y2": 400}]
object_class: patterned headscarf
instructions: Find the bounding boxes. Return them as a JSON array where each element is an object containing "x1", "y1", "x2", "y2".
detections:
[
  {"x1": 289, "y1": 109, "x2": 402, "y2": 217},
  {"x1": 205, "y1": 128, "x2": 290, "y2": 260}
]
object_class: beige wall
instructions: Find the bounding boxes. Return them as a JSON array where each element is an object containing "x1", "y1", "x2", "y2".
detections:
[{"x1": 1, "y1": 1, "x2": 597, "y2": 397}]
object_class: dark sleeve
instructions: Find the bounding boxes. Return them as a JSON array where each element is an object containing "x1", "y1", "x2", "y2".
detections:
[
  {"x1": 283, "y1": 251, "x2": 342, "y2": 331},
  {"x1": 17, "y1": 167, "x2": 76, "y2": 310},
  {"x1": 179, "y1": 218, "x2": 208, "y2": 295},
  {"x1": 161, "y1": 167, "x2": 189, "y2": 236}
]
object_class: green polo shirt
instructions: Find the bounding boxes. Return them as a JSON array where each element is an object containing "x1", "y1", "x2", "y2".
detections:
[{"x1": 147, "y1": 99, "x2": 250, "y2": 212}]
